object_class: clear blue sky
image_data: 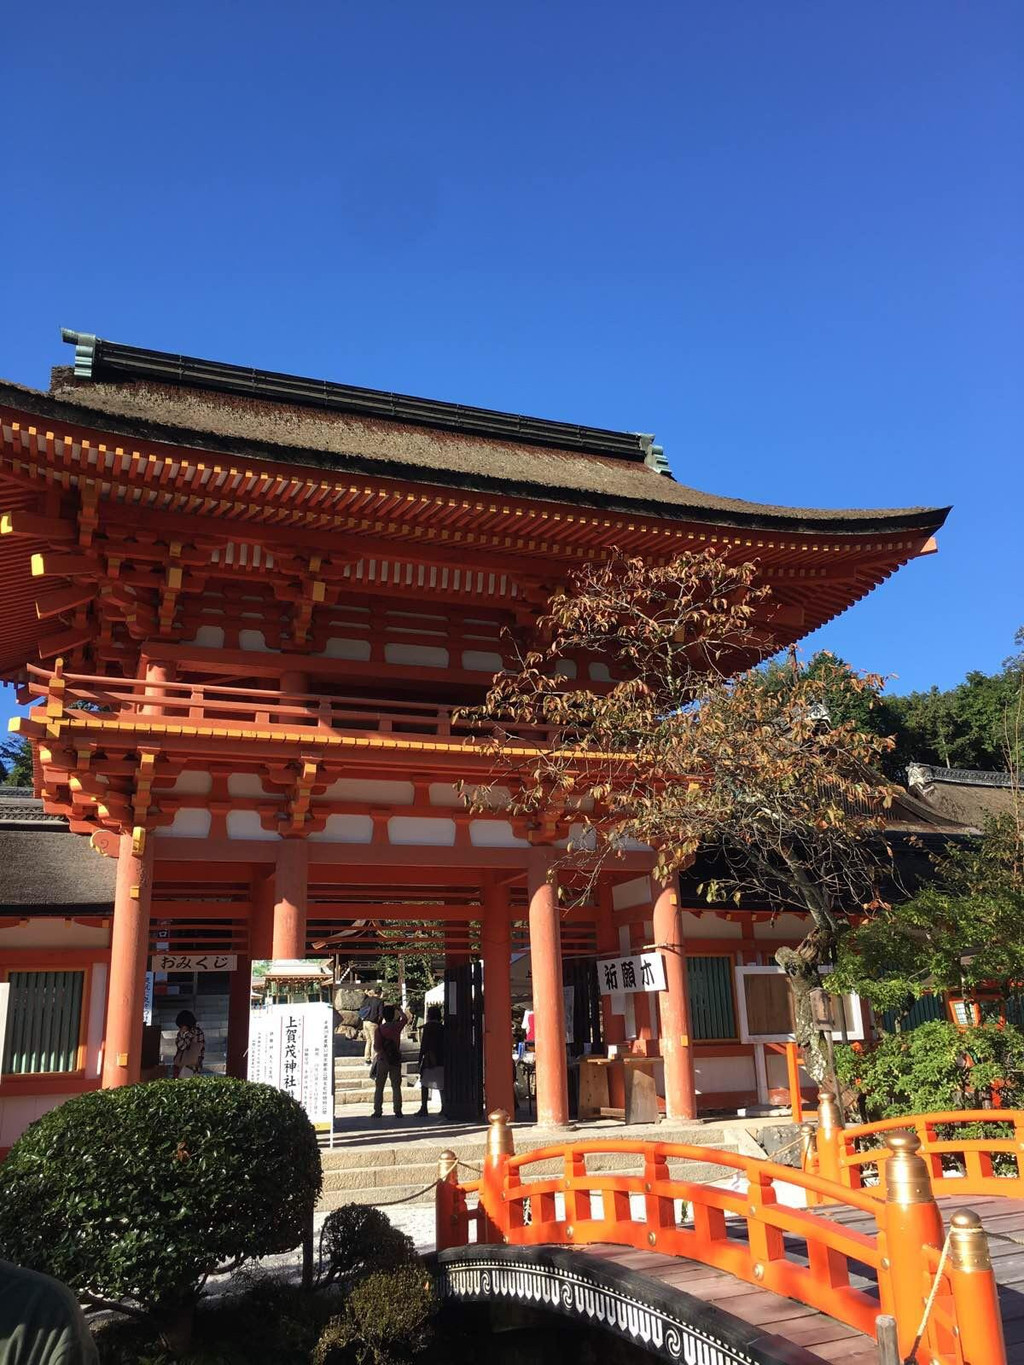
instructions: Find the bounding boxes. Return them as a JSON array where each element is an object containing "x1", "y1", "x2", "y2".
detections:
[{"x1": 1, "y1": 1, "x2": 1020, "y2": 727}]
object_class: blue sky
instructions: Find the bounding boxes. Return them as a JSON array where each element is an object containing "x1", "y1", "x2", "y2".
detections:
[{"x1": 1, "y1": 1, "x2": 1020, "y2": 728}]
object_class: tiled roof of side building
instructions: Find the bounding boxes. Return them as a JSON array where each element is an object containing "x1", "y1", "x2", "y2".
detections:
[{"x1": 0, "y1": 330, "x2": 949, "y2": 536}]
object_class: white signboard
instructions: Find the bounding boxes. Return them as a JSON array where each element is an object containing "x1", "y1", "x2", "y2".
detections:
[
  {"x1": 248, "y1": 1002, "x2": 334, "y2": 1131},
  {"x1": 143, "y1": 972, "x2": 155, "y2": 1026},
  {"x1": 150, "y1": 953, "x2": 238, "y2": 973},
  {"x1": 597, "y1": 952, "x2": 667, "y2": 996}
]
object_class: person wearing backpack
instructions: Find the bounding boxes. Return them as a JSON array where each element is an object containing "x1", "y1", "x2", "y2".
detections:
[
  {"x1": 371, "y1": 1003, "x2": 407, "y2": 1119},
  {"x1": 358, "y1": 987, "x2": 384, "y2": 1066}
]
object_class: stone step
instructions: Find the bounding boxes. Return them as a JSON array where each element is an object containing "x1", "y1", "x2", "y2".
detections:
[
  {"x1": 319, "y1": 1127, "x2": 727, "y2": 1168},
  {"x1": 315, "y1": 1153, "x2": 740, "y2": 1210}
]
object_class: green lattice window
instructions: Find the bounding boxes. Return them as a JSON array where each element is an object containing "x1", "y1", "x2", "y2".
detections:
[
  {"x1": 686, "y1": 956, "x2": 737, "y2": 1041},
  {"x1": 2, "y1": 971, "x2": 84, "y2": 1074}
]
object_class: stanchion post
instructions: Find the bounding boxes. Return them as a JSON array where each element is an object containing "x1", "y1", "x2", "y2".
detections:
[
  {"x1": 814, "y1": 1089, "x2": 844, "y2": 1200},
  {"x1": 875, "y1": 1314, "x2": 900, "y2": 1365},
  {"x1": 478, "y1": 1109, "x2": 514, "y2": 1245},
  {"x1": 948, "y1": 1209, "x2": 1007, "y2": 1365},
  {"x1": 435, "y1": 1150, "x2": 466, "y2": 1252},
  {"x1": 879, "y1": 1131, "x2": 945, "y2": 1361}
]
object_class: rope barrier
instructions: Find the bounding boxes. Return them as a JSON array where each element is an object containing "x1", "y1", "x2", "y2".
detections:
[{"x1": 904, "y1": 1228, "x2": 953, "y2": 1365}]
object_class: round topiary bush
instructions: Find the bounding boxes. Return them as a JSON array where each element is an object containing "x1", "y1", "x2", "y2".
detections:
[
  {"x1": 0, "y1": 1077, "x2": 321, "y2": 1346},
  {"x1": 314, "y1": 1265, "x2": 437, "y2": 1365},
  {"x1": 319, "y1": 1205, "x2": 416, "y2": 1286}
]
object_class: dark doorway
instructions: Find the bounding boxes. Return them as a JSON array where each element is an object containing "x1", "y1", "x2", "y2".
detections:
[{"x1": 444, "y1": 959, "x2": 484, "y2": 1122}]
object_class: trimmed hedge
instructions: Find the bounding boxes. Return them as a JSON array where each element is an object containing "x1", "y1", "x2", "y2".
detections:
[{"x1": 0, "y1": 1077, "x2": 321, "y2": 1330}]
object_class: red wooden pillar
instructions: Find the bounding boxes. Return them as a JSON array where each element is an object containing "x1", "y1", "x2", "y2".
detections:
[
  {"x1": 250, "y1": 867, "x2": 275, "y2": 959},
  {"x1": 140, "y1": 659, "x2": 174, "y2": 716},
  {"x1": 653, "y1": 878, "x2": 696, "y2": 1121},
  {"x1": 102, "y1": 830, "x2": 155, "y2": 1088},
  {"x1": 596, "y1": 879, "x2": 626, "y2": 1110},
  {"x1": 527, "y1": 847, "x2": 569, "y2": 1127},
  {"x1": 481, "y1": 878, "x2": 515, "y2": 1118},
  {"x1": 273, "y1": 839, "x2": 308, "y2": 960},
  {"x1": 227, "y1": 955, "x2": 251, "y2": 1078}
]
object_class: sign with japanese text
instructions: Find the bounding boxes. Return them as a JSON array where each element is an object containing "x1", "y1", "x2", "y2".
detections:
[
  {"x1": 143, "y1": 972, "x2": 154, "y2": 1026},
  {"x1": 247, "y1": 1002, "x2": 334, "y2": 1131},
  {"x1": 597, "y1": 952, "x2": 667, "y2": 996},
  {"x1": 150, "y1": 954, "x2": 238, "y2": 973}
]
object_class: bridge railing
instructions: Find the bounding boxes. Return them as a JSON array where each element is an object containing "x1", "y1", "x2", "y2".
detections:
[
  {"x1": 806, "y1": 1090, "x2": 1024, "y2": 1199},
  {"x1": 436, "y1": 1111, "x2": 1007, "y2": 1365}
]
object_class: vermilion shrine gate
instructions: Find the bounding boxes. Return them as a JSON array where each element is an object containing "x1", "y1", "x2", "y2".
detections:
[{"x1": 0, "y1": 330, "x2": 947, "y2": 1144}]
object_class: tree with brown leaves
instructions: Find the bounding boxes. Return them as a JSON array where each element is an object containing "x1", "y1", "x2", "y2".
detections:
[{"x1": 461, "y1": 549, "x2": 899, "y2": 1080}]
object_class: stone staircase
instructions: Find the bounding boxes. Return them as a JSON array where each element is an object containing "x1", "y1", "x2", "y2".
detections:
[
  {"x1": 334, "y1": 1043, "x2": 422, "y2": 1109},
  {"x1": 317, "y1": 1121, "x2": 741, "y2": 1212}
]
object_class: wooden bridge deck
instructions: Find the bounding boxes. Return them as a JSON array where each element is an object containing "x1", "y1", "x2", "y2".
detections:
[{"x1": 570, "y1": 1195, "x2": 1024, "y2": 1364}]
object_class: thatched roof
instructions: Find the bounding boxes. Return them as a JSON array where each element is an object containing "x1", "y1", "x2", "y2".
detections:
[{"x1": 0, "y1": 793, "x2": 114, "y2": 912}]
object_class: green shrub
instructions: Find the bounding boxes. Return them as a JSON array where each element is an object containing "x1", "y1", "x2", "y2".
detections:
[
  {"x1": 319, "y1": 1206, "x2": 416, "y2": 1286},
  {"x1": 0, "y1": 1078, "x2": 321, "y2": 1347},
  {"x1": 315, "y1": 1266, "x2": 437, "y2": 1365},
  {"x1": 836, "y1": 1020, "x2": 1024, "y2": 1120}
]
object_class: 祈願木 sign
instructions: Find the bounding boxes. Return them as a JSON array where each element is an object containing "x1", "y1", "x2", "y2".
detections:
[{"x1": 597, "y1": 952, "x2": 667, "y2": 996}]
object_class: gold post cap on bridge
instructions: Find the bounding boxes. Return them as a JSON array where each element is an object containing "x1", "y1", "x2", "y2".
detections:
[
  {"x1": 883, "y1": 1130, "x2": 935, "y2": 1206},
  {"x1": 816, "y1": 1089, "x2": 843, "y2": 1135},
  {"x1": 949, "y1": 1208, "x2": 993, "y2": 1273},
  {"x1": 438, "y1": 1150, "x2": 459, "y2": 1180},
  {"x1": 487, "y1": 1109, "x2": 515, "y2": 1159}
]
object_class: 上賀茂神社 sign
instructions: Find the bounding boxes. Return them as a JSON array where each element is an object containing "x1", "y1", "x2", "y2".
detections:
[{"x1": 247, "y1": 1002, "x2": 334, "y2": 1130}]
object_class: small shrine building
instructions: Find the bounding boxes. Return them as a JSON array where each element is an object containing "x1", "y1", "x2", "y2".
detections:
[{"x1": 0, "y1": 330, "x2": 948, "y2": 1147}]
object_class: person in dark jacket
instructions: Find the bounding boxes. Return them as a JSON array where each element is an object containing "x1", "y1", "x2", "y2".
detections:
[
  {"x1": 417, "y1": 1004, "x2": 445, "y2": 1117},
  {"x1": 359, "y1": 987, "x2": 384, "y2": 1066},
  {"x1": 372, "y1": 1003, "x2": 407, "y2": 1118}
]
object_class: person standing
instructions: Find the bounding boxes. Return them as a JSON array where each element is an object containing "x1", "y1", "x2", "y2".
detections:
[
  {"x1": 172, "y1": 1010, "x2": 205, "y2": 1078},
  {"x1": 417, "y1": 1004, "x2": 445, "y2": 1118},
  {"x1": 359, "y1": 987, "x2": 384, "y2": 1066},
  {"x1": 372, "y1": 1003, "x2": 407, "y2": 1119}
]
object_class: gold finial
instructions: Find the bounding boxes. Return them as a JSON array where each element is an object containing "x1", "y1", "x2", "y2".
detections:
[
  {"x1": 949, "y1": 1208, "x2": 993, "y2": 1273},
  {"x1": 486, "y1": 1109, "x2": 514, "y2": 1160},
  {"x1": 816, "y1": 1089, "x2": 843, "y2": 1135},
  {"x1": 438, "y1": 1150, "x2": 458, "y2": 1181},
  {"x1": 883, "y1": 1130, "x2": 934, "y2": 1205}
]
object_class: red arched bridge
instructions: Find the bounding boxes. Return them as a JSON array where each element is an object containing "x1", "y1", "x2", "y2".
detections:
[{"x1": 434, "y1": 1099, "x2": 1024, "y2": 1365}]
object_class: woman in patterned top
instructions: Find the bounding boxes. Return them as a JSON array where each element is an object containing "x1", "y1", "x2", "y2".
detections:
[{"x1": 172, "y1": 1010, "x2": 206, "y2": 1078}]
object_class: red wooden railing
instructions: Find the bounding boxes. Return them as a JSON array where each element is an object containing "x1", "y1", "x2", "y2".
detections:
[
  {"x1": 437, "y1": 1111, "x2": 1008, "y2": 1365},
  {"x1": 21, "y1": 662, "x2": 556, "y2": 749},
  {"x1": 809, "y1": 1096, "x2": 1024, "y2": 1200}
]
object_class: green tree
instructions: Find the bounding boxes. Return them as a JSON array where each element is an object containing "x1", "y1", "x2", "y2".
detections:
[
  {"x1": 375, "y1": 922, "x2": 439, "y2": 1018},
  {"x1": 0, "y1": 734, "x2": 33, "y2": 786},
  {"x1": 462, "y1": 550, "x2": 899, "y2": 1081}
]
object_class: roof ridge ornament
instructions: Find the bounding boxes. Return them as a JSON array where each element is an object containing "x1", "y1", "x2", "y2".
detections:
[
  {"x1": 60, "y1": 329, "x2": 98, "y2": 380},
  {"x1": 907, "y1": 761, "x2": 1018, "y2": 790}
]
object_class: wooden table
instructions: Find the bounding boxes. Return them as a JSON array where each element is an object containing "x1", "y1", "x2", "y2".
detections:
[{"x1": 579, "y1": 1055, "x2": 663, "y2": 1124}]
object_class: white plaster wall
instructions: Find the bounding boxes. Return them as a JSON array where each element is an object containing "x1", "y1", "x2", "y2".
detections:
[
  {"x1": 612, "y1": 876, "x2": 653, "y2": 912},
  {"x1": 429, "y1": 783, "x2": 509, "y2": 810},
  {"x1": 753, "y1": 913, "x2": 810, "y2": 941},
  {"x1": 323, "y1": 637, "x2": 371, "y2": 660},
  {"x1": 322, "y1": 778, "x2": 415, "y2": 805},
  {"x1": 588, "y1": 662, "x2": 612, "y2": 681},
  {"x1": 0, "y1": 920, "x2": 109, "y2": 949},
  {"x1": 765, "y1": 1052, "x2": 811, "y2": 1090},
  {"x1": 191, "y1": 625, "x2": 225, "y2": 648},
  {"x1": 694, "y1": 1055, "x2": 757, "y2": 1095},
  {"x1": 681, "y1": 911, "x2": 743, "y2": 940},
  {"x1": 164, "y1": 770, "x2": 213, "y2": 795},
  {"x1": 388, "y1": 817, "x2": 456, "y2": 846},
  {"x1": 226, "y1": 811, "x2": 280, "y2": 841},
  {"x1": 468, "y1": 820, "x2": 529, "y2": 848},
  {"x1": 239, "y1": 629, "x2": 278, "y2": 652},
  {"x1": 307, "y1": 815, "x2": 374, "y2": 843},
  {"x1": 462, "y1": 650, "x2": 504, "y2": 672},
  {"x1": 228, "y1": 773, "x2": 270, "y2": 798},
  {"x1": 385, "y1": 643, "x2": 448, "y2": 668},
  {"x1": 87, "y1": 963, "x2": 107, "y2": 1077},
  {"x1": 155, "y1": 808, "x2": 213, "y2": 838},
  {"x1": 0, "y1": 1095, "x2": 73, "y2": 1148}
]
